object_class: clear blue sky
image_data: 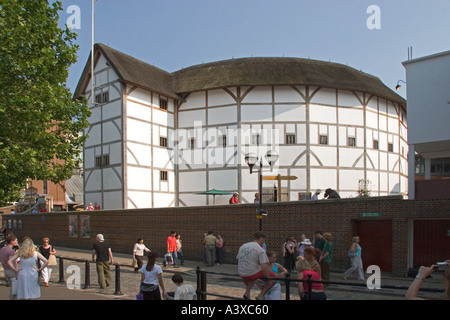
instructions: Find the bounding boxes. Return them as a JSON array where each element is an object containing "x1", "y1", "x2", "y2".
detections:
[{"x1": 59, "y1": 0, "x2": 450, "y2": 99}]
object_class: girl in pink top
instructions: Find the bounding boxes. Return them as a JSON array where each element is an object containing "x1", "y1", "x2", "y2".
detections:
[{"x1": 296, "y1": 257, "x2": 327, "y2": 300}]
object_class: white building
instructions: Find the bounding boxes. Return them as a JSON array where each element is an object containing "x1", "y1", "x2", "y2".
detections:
[
  {"x1": 74, "y1": 44, "x2": 407, "y2": 209},
  {"x1": 403, "y1": 50, "x2": 450, "y2": 199}
]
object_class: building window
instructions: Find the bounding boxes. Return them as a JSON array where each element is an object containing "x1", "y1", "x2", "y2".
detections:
[
  {"x1": 319, "y1": 135, "x2": 328, "y2": 145},
  {"x1": 388, "y1": 143, "x2": 394, "y2": 152},
  {"x1": 160, "y1": 137, "x2": 168, "y2": 148},
  {"x1": 189, "y1": 138, "x2": 195, "y2": 150},
  {"x1": 373, "y1": 140, "x2": 379, "y2": 150},
  {"x1": 347, "y1": 137, "x2": 356, "y2": 147},
  {"x1": 95, "y1": 155, "x2": 110, "y2": 168},
  {"x1": 219, "y1": 135, "x2": 227, "y2": 148},
  {"x1": 160, "y1": 99, "x2": 168, "y2": 110},
  {"x1": 252, "y1": 134, "x2": 261, "y2": 146},
  {"x1": 95, "y1": 91, "x2": 109, "y2": 104},
  {"x1": 286, "y1": 134, "x2": 296, "y2": 145},
  {"x1": 160, "y1": 171, "x2": 168, "y2": 181}
]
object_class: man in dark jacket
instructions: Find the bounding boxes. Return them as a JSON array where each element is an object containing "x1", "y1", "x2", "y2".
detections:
[{"x1": 324, "y1": 188, "x2": 341, "y2": 199}]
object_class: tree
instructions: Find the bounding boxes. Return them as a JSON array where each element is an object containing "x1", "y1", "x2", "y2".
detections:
[
  {"x1": 0, "y1": 0, "x2": 90, "y2": 205},
  {"x1": 357, "y1": 179, "x2": 372, "y2": 197}
]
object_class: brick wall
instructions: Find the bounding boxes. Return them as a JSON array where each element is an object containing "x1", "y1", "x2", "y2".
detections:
[{"x1": 2, "y1": 196, "x2": 450, "y2": 276}]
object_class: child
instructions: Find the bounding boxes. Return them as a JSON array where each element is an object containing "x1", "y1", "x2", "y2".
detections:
[{"x1": 164, "y1": 274, "x2": 197, "y2": 300}]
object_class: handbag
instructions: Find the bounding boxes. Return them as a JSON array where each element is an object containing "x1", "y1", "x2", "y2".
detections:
[
  {"x1": 131, "y1": 258, "x2": 138, "y2": 268},
  {"x1": 47, "y1": 254, "x2": 57, "y2": 266},
  {"x1": 140, "y1": 282, "x2": 158, "y2": 292}
]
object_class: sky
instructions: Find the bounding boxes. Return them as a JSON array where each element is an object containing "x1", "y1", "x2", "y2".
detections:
[{"x1": 58, "y1": 0, "x2": 450, "y2": 99}]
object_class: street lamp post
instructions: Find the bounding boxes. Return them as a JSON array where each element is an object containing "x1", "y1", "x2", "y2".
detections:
[{"x1": 245, "y1": 151, "x2": 279, "y2": 231}]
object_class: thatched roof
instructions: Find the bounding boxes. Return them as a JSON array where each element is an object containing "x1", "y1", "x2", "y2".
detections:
[
  {"x1": 74, "y1": 43, "x2": 405, "y2": 105},
  {"x1": 74, "y1": 44, "x2": 177, "y2": 99}
]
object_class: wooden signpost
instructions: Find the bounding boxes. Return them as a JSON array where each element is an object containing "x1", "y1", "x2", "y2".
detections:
[{"x1": 262, "y1": 174, "x2": 297, "y2": 202}]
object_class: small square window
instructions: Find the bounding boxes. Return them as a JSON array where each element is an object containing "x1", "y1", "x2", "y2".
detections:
[
  {"x1": 160, "y1": 137, "x2": 168, "y2": 147},
  {"x1": 373, "y1": 140, "x2": 379, "y2": 150},
  {"x1": 95, "y1": 156, "x2": 102, "y2": 167},
  {"x1": 102, "y1": 155, "x2": 110, "y2": 166},
  {"x1": 160, "y1": 171, "x2": 168, "y2": 181},
  {"x1": 286, "y1": 134, "x2": 296, "y2": 145},
  {"x1": 252, "y1": 134, "x2": 261, "y2": 146},
  {"x1": 160, "y1": 99, "x2": 168, "y2": 110},
  {"x1": 348, "y1": 137, "x2": 356, "y2": 147},
  {"x1": 319, "y1": 135, "x2": 328, "y2": 145},
  {"x1": 189, "y1": 138, "x2": 196, "y2": 150},
  {"x1": 219, "y1": 135, "x2": 227, "y2": 148},
  {"x1": 388, "y1": 143, "x2": 394, "y2": 152}
]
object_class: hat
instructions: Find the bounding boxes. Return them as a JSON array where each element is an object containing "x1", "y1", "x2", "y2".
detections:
[
  {"x1": 96, "y1": 234, "x2": 104, "y2": 241},
  {"x1": 301, "y1": 239, "x2": 312, "y2": 245},
  {"x1": 315, "y1": 189, "x2": 321, "y2": 194}
]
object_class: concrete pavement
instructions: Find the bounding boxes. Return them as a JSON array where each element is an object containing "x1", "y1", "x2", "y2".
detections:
[{"x1": 0, "y1": 246, "x2": 445, "y2": 300}]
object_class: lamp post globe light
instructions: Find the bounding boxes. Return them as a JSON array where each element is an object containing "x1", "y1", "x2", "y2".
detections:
[{"x1": 245, "y1": 150, "x2": 279, "y2": 231}]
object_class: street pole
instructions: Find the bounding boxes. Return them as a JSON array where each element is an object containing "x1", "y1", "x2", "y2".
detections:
[
  {"x1": 91, "y1": 0, "x2": 95, "y2": 105},
  {"x1": 258, "y1": 158, "x2": 263, "y2": 231}
]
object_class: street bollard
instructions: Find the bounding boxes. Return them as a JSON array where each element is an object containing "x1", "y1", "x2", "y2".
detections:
[
  {"x1": 114, "y1": 263, "x2": 123, "y2": 295},
  {"x1": 58, "y1": 257, "x2": 65, "y2": 284},
  {"x1": 83, "y1": 260, "x2": 90, "y2": 289}
]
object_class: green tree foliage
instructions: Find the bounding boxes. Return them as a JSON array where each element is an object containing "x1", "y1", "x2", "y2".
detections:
[{"x1": 0, "y1": 0, "x2": 90, "y2": 204}]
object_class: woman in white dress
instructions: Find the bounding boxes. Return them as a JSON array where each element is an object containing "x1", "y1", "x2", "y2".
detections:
[{"x1": 8, "y1": 238, "x2": 48, "y2": 300}]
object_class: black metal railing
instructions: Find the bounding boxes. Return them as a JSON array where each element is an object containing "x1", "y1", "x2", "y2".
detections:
[
  {"x1": 195, "y1": 267, "x2": 445, "y2": 300},
  {"x1": 55, "y1": 255, "x2": 184, "y2": 297},
  {"x1": 56, "y1": 256, "x2": 123, "y2": 295}
]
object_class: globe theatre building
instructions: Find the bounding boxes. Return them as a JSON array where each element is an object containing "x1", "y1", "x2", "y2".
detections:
[{"x1": 74, "y1": 44, "x2": 407, "y2": 209}]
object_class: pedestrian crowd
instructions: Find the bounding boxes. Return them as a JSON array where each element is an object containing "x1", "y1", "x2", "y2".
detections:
[
  {"x1": 1, "y1": 225, "x2": 448, "y2": 301},
  {"x1": 0, "y1": 228, "x2": 58, "y2": 300}
]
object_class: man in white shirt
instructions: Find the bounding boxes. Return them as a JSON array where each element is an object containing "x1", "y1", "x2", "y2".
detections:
[{"x1": 236, "y1": 232, "x2": 277, "y2": 300}]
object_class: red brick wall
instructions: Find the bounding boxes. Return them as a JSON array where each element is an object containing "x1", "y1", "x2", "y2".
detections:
[{"x1": 2, "y1": 196, "x2": 450, "y2": 276}]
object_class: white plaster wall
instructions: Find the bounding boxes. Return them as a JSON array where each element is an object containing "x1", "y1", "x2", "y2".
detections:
[
  {"x1": 85, "y1": 170, "x2": 101, "y2": 192},
  {"x1": 242, "y1": 86, "x2": 272, "y2": 103},
  {"x1": 310, "y1": 104, "x2": 336, "y2": 124},
  {"x1": 127, "y1": 142, "x2": 152, "y2": 166},
  {"x1": 103, "y1": 120, "x2": 121, "y2": 143},
  {"x1": 274, "y1": 86, "x2": 305, "y2": 103},
  {"x1": 241, "y1": 105, "x2": 272, "y2": 122},
  {"x1": 127, "y1": 100, "x2": 151, "y2": 121},
  {"x1": 128, "y1": 191, "x2": 152, "y2": 208},
  {"x1": 310, "y1": 88, "x2": 335, "y2": 105},
  {"x1": 275, "y1": 105, "x2": 306, "y2": 122},
  {"x1": 179, "y1": 171, "x2": 206, "y2": 192},
  {"x1": 208, "y1": 106, "x2": 238, "y2": 125},
  {"x1": 208, "y1": 89, "x2": 236, "y2": 106},
  {"x1": 178, "y1": 110, "x2": 206, "y2": 128},
  {"x1": 127, "y1": 167, "x2": 152, "y2": 190},
  {"x1": 103, "y1": 100, "x2": 122, "y2": 121},
  {"x1": 179, "y1": 91, "x2": 206, "y2": 110},
  {"x1": 84, "y1": 124, "x2": 101, "y2": 147},
  {"x1": 126, "y1": 119, "x2": 151, "y2": 143},
  {"x1": 127, "y1": 86, "x2": 151, "y2": 106},
  {"x1": 103, "y1": 167, "x2": 122, "y2": 190},
  {"x1": 102, "y1": 191, "x2": 122, "y2": 209},
  {"x1": 209, "y1": 170, "x2": 238, "y2": 191}
]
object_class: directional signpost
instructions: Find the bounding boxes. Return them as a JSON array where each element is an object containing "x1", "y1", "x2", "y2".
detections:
[{"x1": 262, "y1": 174, "x2": 297, "y2": 202}]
